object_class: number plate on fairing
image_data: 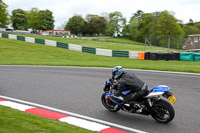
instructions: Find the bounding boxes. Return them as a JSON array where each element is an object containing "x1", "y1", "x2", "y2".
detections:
[{"x1": 168, "y1": 95, "x2": 176, "y2": 104}]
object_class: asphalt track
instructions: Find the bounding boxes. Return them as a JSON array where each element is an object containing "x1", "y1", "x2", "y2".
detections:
[{"x1": 0, "y1": 65, "x2": 200, "y2": 133}]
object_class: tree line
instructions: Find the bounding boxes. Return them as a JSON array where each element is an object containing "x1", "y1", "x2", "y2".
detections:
[
  {"x1": 64, "y1": 10, "x2": 200, "y2": 42},
  {"x1": 0, "y1": 0, "x2": 54, "y2": 31},
  {"x1": 1, "y1": 0, "x2": 200, "y2": 43},
  {"x1": 64, "y1": 12, "x2": 126, "y2": 37},
  {"x1": 11, "y1": 8, "x2": 54, "y2": 31}
]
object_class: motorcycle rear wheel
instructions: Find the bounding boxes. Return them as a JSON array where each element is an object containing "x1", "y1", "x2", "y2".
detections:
[
  {"x1": 101, "y1": 93, "x2": 120, "y2": 112},
  {"x1": 151, "y1": 99, "x2": 175, "y2": 123}
]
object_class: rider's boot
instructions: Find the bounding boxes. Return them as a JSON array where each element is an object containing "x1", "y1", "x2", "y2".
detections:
[{"x1": 123, "y1": 93, "x2": 140, "y2": 113}]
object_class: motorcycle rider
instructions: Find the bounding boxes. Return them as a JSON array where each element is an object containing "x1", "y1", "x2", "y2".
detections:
[{"x1": 112, "y1": 66, "x2": 148, "y2": 111}]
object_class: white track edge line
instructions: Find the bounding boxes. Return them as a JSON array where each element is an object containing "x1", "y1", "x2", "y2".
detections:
[
  {"x1": 1, "y1": 65, "x2": 199, "y2": 76},
  {"x1": 0, "y1": 95, "x2": 148, "y2": 133}
]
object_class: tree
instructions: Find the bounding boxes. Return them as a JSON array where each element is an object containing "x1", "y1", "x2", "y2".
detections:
[
  {"x1": 11, "y1": 9, "x2": 28, "y2": 30},
  {"x1": 101, "y1": 12, "x2": 109, "y2": 22},
  {"x1": 135, "y1": 13, "x2": 154, "y2": 41},
  {"x1": 128, "y1": 17, "x2": 139, "y2": 40},
  {"x1": 183, "y1": 25, "x2": 198, "y2": 36},
  {"x1": 188, "y1": 19, "x2": 194, "y2": 26},
  {"x1": 194, "y1": 23, "x2": 200, "y2": 33},
  {"x1": 107, "y1": 11, "x2": 126, "y2": 36},
  {"x1": 83, "y1": 14, "x2": 98, "y2": 35},
  {"x1": 95, "y1": 17, "x2": 107, "y2": 35},
  {"x1": 131, "y1": 10, "x2": 144, "y2": 20},
  {"x1": 0, "y1": 0, "x2": 10, "y2": 28},
  {"x1": 64, "y1": 15, "x2": 85, "y2": 35},
  {"x1": 122, "y1": 10, "x2": 185, "y2": 47},
  {"x1": 122, "y1": 10, "x2": 143, "y2": 39},
  {"x1": 121, "y1": 24, "x2": 129, "y2": 38},
  {"x1": 155, "y1": 11, "x2": 184, "y2": 36},
  {"x1": 122, "y1": 17, "x2": 139, "y2": 40},
  {"x1": 151, "y1": 11, "x2": 185, "y2": 48},
  {"x1": 27, "y1": 8, "x2": 41, "y2": 31},
  {"x1": 39, "y1": 9, "x2": 54, "y2": 30},
  {"x1": 84, "y1": 14, "x2": 107, "y2": 36}
]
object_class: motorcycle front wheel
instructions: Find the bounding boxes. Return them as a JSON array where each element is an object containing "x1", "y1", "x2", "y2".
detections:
[
  {"x1": 101, "y1": 93, "x2": 120, "y2": 112},
  {"x1": 150, "y1": 99, "x2": 175, "y2": 123}
]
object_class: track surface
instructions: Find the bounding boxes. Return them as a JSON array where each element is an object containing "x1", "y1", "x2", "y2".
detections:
[{"x1": 0, "y1": 65, "x2": 200, "y2": 133}]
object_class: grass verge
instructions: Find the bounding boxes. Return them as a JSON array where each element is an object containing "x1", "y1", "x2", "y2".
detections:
[
  {"x1": 0, "y1": 105, "x2": 97, "y2": 133},
  {"x1": 0, "y1": 37, "x2": 200, "y2": 73},
  {"x1": 14, "y1": 34, "x2": 174, "y2": 52}
]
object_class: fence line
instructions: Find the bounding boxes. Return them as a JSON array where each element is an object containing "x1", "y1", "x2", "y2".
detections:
[{"x1": 145, "y1": 35, "x2": 200, "y2": 52}]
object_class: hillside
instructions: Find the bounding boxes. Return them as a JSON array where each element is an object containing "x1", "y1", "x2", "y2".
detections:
[
  {"x1": 0, "y1": 37, "x2": 200, "y2": 73},
  {"x1": 13, "y1": 34, "x2": 173, "y2": 52}
]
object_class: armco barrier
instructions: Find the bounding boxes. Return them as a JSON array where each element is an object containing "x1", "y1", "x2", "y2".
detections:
[
  {"x1": 0, "y1": 33, "x2": 139, "y2": 59},
  {"x1": 57, "y1": 42, "x2": 68, "y2": 49},
  {"x1": 2, "y1": 33, "x2": 8, "y2": 38},
  {"x1": 150, "y1": 53, "x2": 158, "y2": 60},
  {"x1": 68, "y1": 44, "x2": 82, "y2": 52},
  {"x1": 112, "y1": 50, "x2": 129, "y2": 58},
  {"x1": 25, "y1": 37, "x2": 35, "y2": 43},
  {"x1": 193, "y1": 53, "x2": 200, "y2": 62},
  {"x1": 144, "y1": 52, "x2": 150, "y2": 60},
  {"x1": 157, "y1": 53, "x2": 166, "y2": 60},
  {"x1": 0, "y1": 33, "x2": 145, "y2": 59},
  {"x1": 17, "y1": 36, "x2": 25, "y2": 41},
  {"x1": 129, "y1": 51, "x2": 139, "y2": 59},
  {"x1": 8, "y1": 34, "x2": 17, "y2": 40},
  {"x1": 3, "y1": 33, "x2": 200, "y2": 62},
  {"x1": 171, "y1": 53, "x2": 180, "y2": 61},
  {"x1": 180, "y1": 52, "x2": 194, "y2": 61},
  {"x1": 146, "y1": 52, "x2": 181, "y2": 61},
  {"x1": 96, "y1": 48, "x2": 112, "y2": 57},
  {"x1": 165, "y1": 53, "x2": 174, "y2": 61},
  {"x1": 82, "y1": 46, "x2": 96, "y2": 54},
  {"x1": 2, "y1": 33, "x2": 200, "y2": 62},
  {"x1": 35, "y1": 38, "x2": 45, "y2": 45},
  {"x1": 45, "y1": 40, "x2": 57, "y2": 47}
]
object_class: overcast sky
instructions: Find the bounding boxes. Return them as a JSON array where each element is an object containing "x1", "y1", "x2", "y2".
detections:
[{"x1": 4, "y1": 0, "x2": 200, "y2": 29}]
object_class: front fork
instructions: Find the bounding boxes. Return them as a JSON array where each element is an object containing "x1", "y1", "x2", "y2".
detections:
[{"x1": 104, "y1": 92, "x2": 124, "y2": 105}]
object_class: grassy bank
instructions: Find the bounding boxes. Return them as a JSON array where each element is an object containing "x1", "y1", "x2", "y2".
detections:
[
  {"x1": 0, "y1": 105, "x2": 97, "y2": 133},
  {"x1": 0, "y1": 37, "x2": 200, "y2": 73},
  {"x1": 14, "y1": 34, "x2": 173, "y2": 52}
]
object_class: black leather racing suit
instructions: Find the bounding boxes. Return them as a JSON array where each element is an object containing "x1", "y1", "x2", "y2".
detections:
[{"x1": 115, "y1": 71, "x2": 148, "y2": 102}]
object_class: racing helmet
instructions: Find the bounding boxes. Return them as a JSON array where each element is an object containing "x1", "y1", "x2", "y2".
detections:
[{"x1": 112, "y1": 66, "x2": 124, "y2": 79}]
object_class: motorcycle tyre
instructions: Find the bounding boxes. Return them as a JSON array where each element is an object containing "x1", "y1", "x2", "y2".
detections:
[
  {"x1": 101, "y1": 93, "x2": 120, "y2": 112},
  {"x1": 151, "y1": 99, "x2": 175, "y2": 123}
]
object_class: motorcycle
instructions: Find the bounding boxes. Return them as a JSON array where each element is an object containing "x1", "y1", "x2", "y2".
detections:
[{"x1": 101, "y1": 79, "x2": 176, "y2": 123}]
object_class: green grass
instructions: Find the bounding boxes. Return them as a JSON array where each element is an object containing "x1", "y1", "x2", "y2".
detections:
[
  {"x1": 105, "y1": 37, "x2": 144, "y2": 45},
  {"x1": 0, "y1": 36, "x2": 200, "y2": 132},
  {"x1": 0, "y1": 105, "x2": 98, "y2": 133},
  {"x1": 0, "y1": 37, "x2": 200, "y2": 73},
  {"x1": 14, "y1": 34, "x2": 174, "y2": 52},
  {"x1": 80, "y1": 36, "x2": 109, "y2": 39}
]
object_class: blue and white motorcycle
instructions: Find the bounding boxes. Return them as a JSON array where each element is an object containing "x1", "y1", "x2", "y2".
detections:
[{"x1": 101, "y1": 79, "x2": 176, "y2": 123}]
